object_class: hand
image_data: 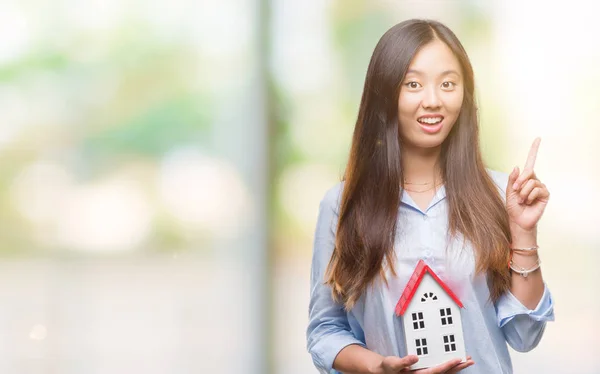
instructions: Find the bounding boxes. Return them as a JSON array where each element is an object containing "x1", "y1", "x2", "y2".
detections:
[
  {"x1": 372, "y1": 355, "x2": 474, "y2": 373},
  {"x1": 506, "y1": 137, "x2": 550, "y2": 232},
  {"x1": 374, "y1": 355, "x2": 419, "y2": 373},
  {"x1": 407, "y1": 356, "x2": 474, "y2": 373}
]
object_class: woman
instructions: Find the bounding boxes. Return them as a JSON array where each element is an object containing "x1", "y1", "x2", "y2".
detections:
[{"x1": 306, "y1": 19, "x2": 554, "y2": 374}]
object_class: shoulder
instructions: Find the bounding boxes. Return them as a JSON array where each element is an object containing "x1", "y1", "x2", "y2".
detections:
[
  {"x1": 485, "y1": 168, "x2": 509, "y2": 198},
  {"x1": 320, "y1": 181, "x2": 345, "y2": 215}
]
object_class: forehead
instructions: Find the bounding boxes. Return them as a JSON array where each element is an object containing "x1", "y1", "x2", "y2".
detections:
[{"x1": 406, "y1": 40, "x2": 461, "y2": 76}]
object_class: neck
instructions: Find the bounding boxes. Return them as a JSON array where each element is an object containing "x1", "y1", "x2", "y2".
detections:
[{"x1": 401, "y1": 144, "x2": 443, "y2": 184}]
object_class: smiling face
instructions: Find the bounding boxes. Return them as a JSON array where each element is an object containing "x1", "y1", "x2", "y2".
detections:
[{"x1": 398, "y1": 39, "x2": 464, "y2": 151}]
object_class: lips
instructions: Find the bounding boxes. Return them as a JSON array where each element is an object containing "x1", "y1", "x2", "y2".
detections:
[
  {"x1": 417, "y1": 116, "x2": 444, "y2": 134},
  {"x1": 417, "y1": 115, "x2": 444, "y2": 125}
]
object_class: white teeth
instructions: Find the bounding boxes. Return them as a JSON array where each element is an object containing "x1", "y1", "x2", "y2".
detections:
[{"x1": 418, "y1": 117, "x2": 442, "y2": 124}]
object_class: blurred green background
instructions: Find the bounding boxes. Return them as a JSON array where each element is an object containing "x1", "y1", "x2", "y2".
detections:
[{"x1": 0, "y1": 0, "x2": 598, "y2": 373}]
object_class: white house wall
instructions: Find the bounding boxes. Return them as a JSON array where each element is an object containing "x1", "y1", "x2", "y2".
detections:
[{"x1": 402, "y1": 273, "x2": 466, "y2": 370}]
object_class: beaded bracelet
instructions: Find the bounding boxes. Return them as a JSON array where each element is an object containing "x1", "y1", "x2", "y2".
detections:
[
  {"x1": 510, "y1": 245, "x2": 539, "y2": 251},
  {"x1": 509, "y1": 258, "x2": 541, "y2": 278}
]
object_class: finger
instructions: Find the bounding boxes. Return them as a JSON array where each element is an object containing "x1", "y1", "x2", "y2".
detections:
[
  {"x1": 525, "y1": 187, "x2": 541, "y2": 205},
  {"x1": 524, "y1": 137, "x2": 541, "y2": 172},
  {"x1": 446, "y1": 359, "x2": 475, "y2": 373},
  {"x1": 428, "y1": 358, "x2": 462, "y2": 373},
  {"x1": 512, "y1": 168, "x2": 537, "y2": 192},
  {"x1": 526, "y1": 186, "x2": 549, "y2": 205},
  {"x1": 519, "y1": 179, "x2": 541, "y2": 203},
  {"x1": 513, "y1": 137, "x2": 541, "y2": 191},
  {"x1": 385, "y1": 355, "x2": 419, "y2": 371},
  {"x1": 506, "y1": 166, "x2": 520, "y2": 195}
]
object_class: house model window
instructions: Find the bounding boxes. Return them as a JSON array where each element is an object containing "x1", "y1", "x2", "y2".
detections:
[
  {"x1": 443, "y1": 334, "x2": 457, "y2": 352},
  {"x1": 411, "y1": 312, "x2": 425, "y2": 330},
  {"x1": 395, "y1": 260, "x2": 467, "y2": 370},
  {"x1": 415, "y1": 338, "x2": 428, "y2": 356},
  {"x1": 440, "y1": 307, "x2": 453, "y2": 325},
  {"x1": 421, "y1": 292, "x2": 438, "y2": 302}
]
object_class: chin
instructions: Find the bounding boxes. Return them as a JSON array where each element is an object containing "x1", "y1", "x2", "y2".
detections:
[{"x1": 413, "y1": 136, "x2": 447, "y2": 149}]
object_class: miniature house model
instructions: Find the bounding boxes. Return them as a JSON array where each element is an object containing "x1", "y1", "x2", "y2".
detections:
[{"x1": 395, "y1": 260, "x2": 466, "y2": 370}]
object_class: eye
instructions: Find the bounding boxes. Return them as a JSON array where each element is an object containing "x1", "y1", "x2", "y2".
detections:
[
  {"x1": 405, "y1": 81, "x2": 421, "y2": 89},
  {"x1": 441, "y1": 81, "x2": 456, "y2": 90}
]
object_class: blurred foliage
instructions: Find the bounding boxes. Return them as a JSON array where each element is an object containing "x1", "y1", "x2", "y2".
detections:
[
  {"x1": 0, "y1": 12, "x2": 215, "y2": 256},
  {"x1": 82, "y1": 94, "x2": 210, "y2": 170}
]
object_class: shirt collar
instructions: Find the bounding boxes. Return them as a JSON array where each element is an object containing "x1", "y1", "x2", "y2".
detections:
[{"x1": 400, "y1": 185, "x2": 447, "y2": 214}]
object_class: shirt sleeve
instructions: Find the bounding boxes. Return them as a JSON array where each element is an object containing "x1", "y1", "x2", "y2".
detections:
[
  {"x1": 306, "y1": 185, "x2": 366, "y2": 373},
  {"x1": 494, "y1": 283, "x2": 555, "y2": 352}
]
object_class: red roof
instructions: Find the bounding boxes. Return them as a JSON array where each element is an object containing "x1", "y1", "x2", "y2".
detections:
[{"x1": 394, "y1": 259, "x2": 464, "y2": 316}]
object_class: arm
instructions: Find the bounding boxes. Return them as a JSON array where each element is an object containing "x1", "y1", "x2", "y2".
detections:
[
  {"x1": 307, "y1": 187, "x2": 422, "y2": 373},
  {"x1": 334, "y1": 345, "x2": 388, "y2": 374},
  {"x1": 306, "y1": 186, "x2": 370, "y2": 373},
  {"x1": 508, "y1": 226, "x2": 544, "y2": 310},
  {"x1": 495, "y1": 141, "x2": 555, "y2": 352},
  {"x1": 494, "y1": 226, "x2": 554, "y2": 352}
]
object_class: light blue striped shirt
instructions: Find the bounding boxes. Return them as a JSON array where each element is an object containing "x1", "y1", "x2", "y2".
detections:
[{"x1": 307, "y1": 169, "x2": 554, "y2": 373}]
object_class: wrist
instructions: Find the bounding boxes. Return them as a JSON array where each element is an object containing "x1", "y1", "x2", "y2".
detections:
[
  {"x1": 511, "y1": 251, "x2": 539, "y2": 267},
  {"x1": 509, "y1": 222, "x2": 537, "y2": 235},
  {"x1": 510, "y1": 225, "x2": 538, "y2": 248}
]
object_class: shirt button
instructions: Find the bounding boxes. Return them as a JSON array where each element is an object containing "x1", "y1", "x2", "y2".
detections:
[{"x1": 422, "y1": 214, "x2": 428, "y2": 221}]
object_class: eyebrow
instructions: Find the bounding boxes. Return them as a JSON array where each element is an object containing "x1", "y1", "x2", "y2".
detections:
[{"x1": 405, "y1": 69, "x2": 461, "y2": 77}]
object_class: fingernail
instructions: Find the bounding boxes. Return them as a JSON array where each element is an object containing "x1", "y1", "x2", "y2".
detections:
[{"x1": 513, "y1": 183, "x2": 518, "y2": 190}]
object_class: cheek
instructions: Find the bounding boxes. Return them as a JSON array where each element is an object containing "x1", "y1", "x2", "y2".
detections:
[
  {"x1": 397, "y1": 93, "x2": 420, "y2": 116},
  {"x1": 446, "y1": 91, "x2": 464, "y2": 115}
]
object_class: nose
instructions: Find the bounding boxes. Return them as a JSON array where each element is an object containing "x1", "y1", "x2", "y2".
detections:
[{"x1": 421, "y1": 86, "x2": 442, "y2": 109}]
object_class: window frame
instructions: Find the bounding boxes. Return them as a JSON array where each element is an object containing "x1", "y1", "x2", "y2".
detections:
[
  {"x1": 420, "y1": 291, "x2": 438, "y2": 303},
  {"x1": 439, "y1": 307, "x2": 454, "y2": 326},
  {"x1": 411, "y1": 311, "x2": 425, "y2": 330},
  {"x1": 443, "y1": 334, "x2": 457, "y2": 353},
  {"x1": 415, "y1": 338, "x2": 429, "y2": 356}
]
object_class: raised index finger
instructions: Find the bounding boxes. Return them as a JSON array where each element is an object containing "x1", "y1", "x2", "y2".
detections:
[{"x1": 524, "y1": 137, "x2": 541, "y2": 172}]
